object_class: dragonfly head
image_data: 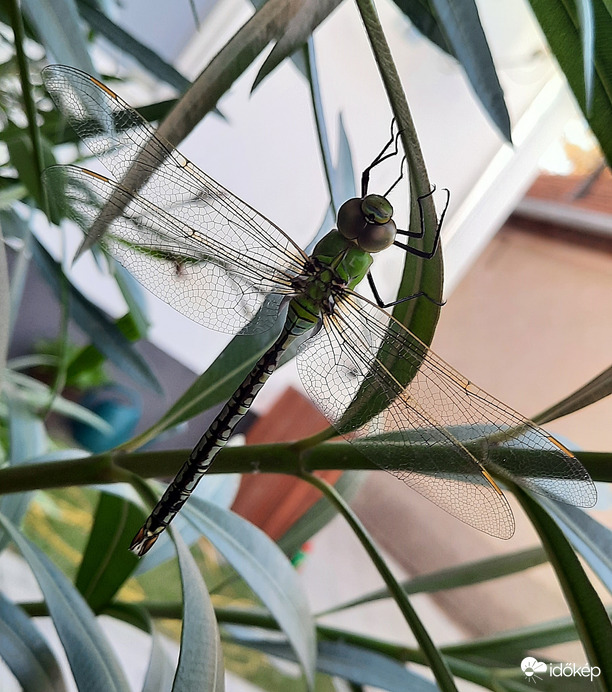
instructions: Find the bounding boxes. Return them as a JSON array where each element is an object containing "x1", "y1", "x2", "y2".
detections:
[{"x1": 337, "y1": 194, "x2": 396, "y2": 253}]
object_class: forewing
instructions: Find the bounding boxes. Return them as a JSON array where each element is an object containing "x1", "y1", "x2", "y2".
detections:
[
  {"x1": 42, "y1": 65, "x2": 307, "y2": 281},
  {"x1": 45, "y1": 165, "x2": 294, "y2": 333},
  {"x1": 297, "y1": 292, "x2": 596, "y2": 538}
]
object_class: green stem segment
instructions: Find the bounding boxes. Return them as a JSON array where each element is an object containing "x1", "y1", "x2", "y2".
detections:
[
  {"x1": 7, "y1": 0, "x2": 45, "y2": 203},
  {"x1": 0, "y1": 447, "x2": 610, "y2": 496},
  {"x1": 354, "y1": 0, "x2": 434, "y2": 204},
  {"x1": 302, "y1": 471, "x2": 459, "y2": 692}
]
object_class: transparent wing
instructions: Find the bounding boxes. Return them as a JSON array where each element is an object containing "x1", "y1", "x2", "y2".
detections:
[
  {"x1": 42, "y1": 65, "x2": 308, "y2": 286},
  {"x1": 297, "y1": 292, "x2": 596, "y2": 539},
  {"x1": 45, "y1": 165, "x2": 297, "y2": 333}
]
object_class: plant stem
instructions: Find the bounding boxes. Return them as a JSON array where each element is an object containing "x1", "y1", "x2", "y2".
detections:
[
  {"x1": 0, "y1": 445, "x2": 609, "y2": 495},
  {"x1": 354, "y1": 0, "x2": 434, "y2": 206},
  {"x1": 7, "y1": 0, "x2": 44, "y2": 203}
]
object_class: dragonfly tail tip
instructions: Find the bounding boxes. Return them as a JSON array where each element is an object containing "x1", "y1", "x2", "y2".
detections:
[{"x1": 129, "y1": 526, "x2": 160, "y2": 557}]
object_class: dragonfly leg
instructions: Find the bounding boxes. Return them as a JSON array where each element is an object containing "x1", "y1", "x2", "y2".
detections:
[
  {"x1": 394, "y1": 187, "x2": 450, "y2": 259},
  {"x1": 367, "y1": 271, "x2": 445, "y2": 308},
  {"x1": 361, "y1": 119, "x2": 402, "y2": 197}
]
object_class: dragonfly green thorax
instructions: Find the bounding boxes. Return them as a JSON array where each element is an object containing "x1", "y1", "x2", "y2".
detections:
[{"x1": 291, "y1": 194, "x2": 395, "y2": 321}]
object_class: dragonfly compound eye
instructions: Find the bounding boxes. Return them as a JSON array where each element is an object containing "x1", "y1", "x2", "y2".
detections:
[
  {"x1": 357, "y1": 218, "x2": 396, "y2": 253},
  {"x1": 337, "y1": 197, "x2": 367, "y2": 240},
  {"x1": 337, "y1": 195, "x2": 396, "y2": 252}
]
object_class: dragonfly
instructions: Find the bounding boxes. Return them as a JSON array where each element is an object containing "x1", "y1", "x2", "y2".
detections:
[{"x1": 41, "y1": 65, "x2": 596, "y2": 556}]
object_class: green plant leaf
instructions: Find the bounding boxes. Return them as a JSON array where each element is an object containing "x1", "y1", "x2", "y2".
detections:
[
  {"x1": 392, "y1": 0, "x2": 454, "y2": 55},
  {"x1": 232, "y1": 638, "x2": 438, "y2": 692},
  {"x1": 0, "y1": 181, "x2": 27, "y2": 208},
  {"x1": 302, "y1": 39, "x2": 355, "y2": 221},
  {"x1": 30, "y1": 237, "x2": 161, "y2": 392},
  {"x1": 6, "y1": 134, "x2": 57, "y2": 212},
  {"x1": 4, "y1": 370, "x2": 112, "y2": 433},
  {"x1": 170, "y1": 529, "x2": 225, "y2": 692},
  {"x1": 539, "y1": 500, "x2": 612, "y2": 594},
  {"x1": 251, "y1": 0, "x2": 342, "y2": 89},
  {"x1": 75, "y1": 492, "x2": 145, "y2": 612},
  {"x1": 0, "y1": 592, "x2": 66, "y2": 692},
  {"x1": 0, "y1": 512, "x2": 130, "y2": 692},
  {"x1": 0, "y1": 219, "x2": 8, "y2": 380},
  {"x1": 102, "y1": 601, "x2": 152, "y2": 633},
  {"x1": 534, "y1": 363, "x2": 612, "y2": 425},
  {"x1": 5, "y1": 220, "x2": 31, "y2": 336},
  {"x1": 277, "y1": 471, "x2": 367, "y2": 558},
  {"x1": 182, "y1": 497, "x2": 316, "y2": 691},
  {"x1": 443, "y1": 609, "x2": 612, "y2": 668},
  {"x1": 576, "y1": 0, "x2": 595, "y2": 109},
  {"x1": 76, "y1": 1, "x2": 191, "y2": 92},
  {"x1": 516, "y1": 489, "x2": 612, "y2": 687},
  {"x1": 142, "y1": 622, "x2": 177, "y2": 692},
  {"x1": 65, "y1": 313, "x2": 144, "y2": 388},
  {"x1": 0, "y1": 397, "x2": 47, "y2": 553},
  {"x1": 324, "y1": 546, "x2": 547, "y2": 613},
  {"x1": 528, "y1": 0, "x2": 612, "y2": 166},
  {"x1": 104, "y1": 600, "x2": 176, "y2": 688},
  {"x1": 127, "y1": 326, "x2": 279, "y2": 449},
  {"x1": 427, "y1": 0, "x2": 511, "y2": 141},
  {"x1": 22, "y1": 0, "x2": 95, "y2": 73},
  {"x1": 110, "y1": 262, "x2": 150, "y2": 338}
]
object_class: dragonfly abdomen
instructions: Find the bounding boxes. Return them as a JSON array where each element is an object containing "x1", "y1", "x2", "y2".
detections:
[{"x1": 130, "y1": 311, "x2": 312, "y2": 556}]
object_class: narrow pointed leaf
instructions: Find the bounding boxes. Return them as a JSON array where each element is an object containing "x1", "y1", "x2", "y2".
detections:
[
  {"x1": 183, "y1": 497, "x2": 316, "y2": 691},
  {"x1": 0, "y1": 399, "x2": 47, "y2": 553},
  {"x1": 6, "y1": 135, "x2": 57, "y2": 212},
  {"x1": 0, "y1": 512, "x2": 130, "y2": 692},
  {"x1": 129, "y1": 327, "x2": 278, "y2": 448},
  {"x1": 77, "y1": 2, "x2": 190, "y2": 92},
  {"x1": 443, "y1": 610, "x2": 612, "y2": 665},
  {"x1": 0, "y1": 221, "x2": 9, "y2": 383},
  {"x1": 171, "y1": 529, "x2": 224, "y2": 692},
  {"x1": 392, "y1": 0, "x2": 453, "y2": 55},
  {"x1": 576, "y1": 0, "x2": 595, "y2": 109},
  {"x1": 111, "y1": 262, "x2": 150, "y2": 337},
  {"x1": 427, "y1": 0, "x2": 511, "y2": 141},
  {"x1": 528, "y1": 0, "x2": 612, "y2": 166},
  {"x1": 327, "y1": 546, "x2": 547, "y2": 613},
  {"x1": 234, "y1": 637, "x2": 438, "y2": 692},
  {"x1": 5, "y1": 370, "x2": 112, "y2": 433},
  {"x1": 534, "y1": 363, "x2": 612, "y2": 425},
  {"x1": 539, "y1": 499, "x2": 612, "y2": 593},
  {"x1": 277, "y1": 471, "x2": 367, "y2": 557},
  {"x1": 0, "y1": 592, "x2": 66, "y2": 692},
  {"x1": 516, "y1": 489, "x2": 612, "y2": 687},
  {"x1": 251, "y1": 0, "x2": 343, "y2": 89},
  {"x1": 22, "y1": 0, "x2": 95, "y2": 72},
  {"x1": 142, "y1": 623, "x2": 176, "y2": 692},
  {"x1": 75, "y1": 492, "x2": 145, "y2": 612}
]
